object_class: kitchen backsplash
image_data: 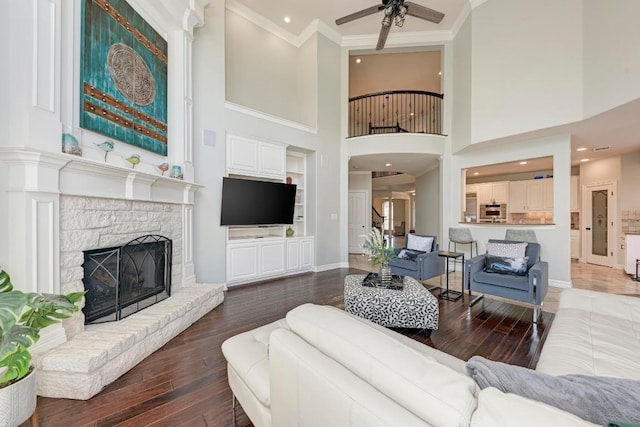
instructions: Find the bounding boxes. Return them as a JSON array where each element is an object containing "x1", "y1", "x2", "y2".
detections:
[
  {"x1": 622, "y1": 210, "x2": 640, "y2": 233},
  {"x1": 509, "y1": 212, "x2": 553, "y2": 224}
]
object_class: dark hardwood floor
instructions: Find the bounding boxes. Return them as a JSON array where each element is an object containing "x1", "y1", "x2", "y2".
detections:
[{"x1": 28, "y1": 268, "x2": 553, "y2": 427}]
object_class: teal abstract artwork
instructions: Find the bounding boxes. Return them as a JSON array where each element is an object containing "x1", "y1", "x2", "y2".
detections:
[{"x1": 80, "y1": 0, "x2": 168, "y2": 156}]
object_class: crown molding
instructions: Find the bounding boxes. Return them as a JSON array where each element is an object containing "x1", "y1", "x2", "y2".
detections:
[
  {"x1": 342, "y1": 30, "x2": 453, "y2": 50},
  {"x1": 469, "y1": 0, "x2": 489, "y2": 9},
  {"x1": 451, "y1": 1, "x2": 472, "y2": 39},
  {"x1": 226, "y1": 0, "x2": 298, "y2": 46},
  {"x1": 225, "y1": 102, "x2": 318, "y2": 135}
]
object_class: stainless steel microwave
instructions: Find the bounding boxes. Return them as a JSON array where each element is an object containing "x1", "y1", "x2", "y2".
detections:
[{"x1": 480, "y1": 204, "x2": 507, "y2": 221}]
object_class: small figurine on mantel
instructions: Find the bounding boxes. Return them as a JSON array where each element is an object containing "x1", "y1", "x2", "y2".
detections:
[
  {"x1": 62, "y1": 133, "x2": 82, "y2": 156},
  {"x1": 95, "y1": 140, "x2": 114, "y2": 162},
  {"x1": 124, "y1": 154, "x2": 141, "y2": 168},
  {"x1": 157, "y1": 162, "x2": 169, "y2": 176}
]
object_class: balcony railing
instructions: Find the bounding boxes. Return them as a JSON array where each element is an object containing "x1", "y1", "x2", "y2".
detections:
[{"x1": 348, "y1": 90, "x2": 443, "y2": 138}]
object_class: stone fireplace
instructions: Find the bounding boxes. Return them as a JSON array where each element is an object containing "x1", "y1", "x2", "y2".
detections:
[{"x1": 0, "y1": 148, "x2": 226, "y2": 400}]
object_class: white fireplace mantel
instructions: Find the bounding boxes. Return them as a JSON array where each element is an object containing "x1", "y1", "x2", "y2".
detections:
[{"x1": 0, "y1": 147, "x2": 202, "y2": 204}]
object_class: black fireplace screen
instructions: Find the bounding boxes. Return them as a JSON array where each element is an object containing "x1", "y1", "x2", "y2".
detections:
[{"x1": 82, "y1": 235, "x2": 172, "y2": 324}]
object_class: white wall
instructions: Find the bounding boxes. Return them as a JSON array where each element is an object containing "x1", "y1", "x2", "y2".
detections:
[
  {"x1": 620, "y1": 152, "x2": 640, "y2": 211},
  {"x1": 470, "y1": 0, "x2": 583, "y2": 143},
  {"x1": 415, "y1": 166, "x2": 440, "y2": 237},
  {"x1": 445, "y1": 135, "x2": 573, "y2": 286},
  {"x1": 582, "y1": 0, "x2": 640, "y2": 118},
  {"x1": 225, "y1": 10, "x2": 316, "y2": 127},
  {"x1": 297, "y1": 35, "x2": 318, "y2": 129}
]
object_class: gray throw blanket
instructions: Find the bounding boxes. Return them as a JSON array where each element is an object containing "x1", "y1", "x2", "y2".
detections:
[{"x1": 467, "y1": 356, "x2": 640, "y2": 426}]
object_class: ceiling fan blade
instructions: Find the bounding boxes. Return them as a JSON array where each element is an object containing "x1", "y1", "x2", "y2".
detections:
[
  {"x1": 404, "y1": 2, "x2": 445, "y2": 23},
  {"x1": 376, "y1": 24, "x2": 391, "y2": 50},
  {"x1": 336, "y1": 4, "x2": 384, "y2": 26}
]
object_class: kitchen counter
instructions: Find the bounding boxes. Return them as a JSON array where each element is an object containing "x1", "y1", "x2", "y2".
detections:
[
  {"x1": 624, "y1": 232, "x2": 640, "y2": 235},
  {"x1": 459, "y1": 222, "x2": 556, "y2": 226}
]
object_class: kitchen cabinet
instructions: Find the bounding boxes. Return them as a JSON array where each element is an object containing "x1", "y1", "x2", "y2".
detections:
[
  {"x1": 571, "y1": 230, "x2": 580, "y2": 259},
  {"x1": 478, "y1": 182, "x2": 508, "y2": 204},
  {"x1": 625, "y1": 234, "x2": 640, "y2": 277},
  {"x1": 571, "y1": 176, "x2": 579, "y2": 211},
  {"x1": 508, "y1": 179, "x2": 552, "y2": 212},
  {"x1": 466, "y1": 183, "x2": 479, "y2": 195}
]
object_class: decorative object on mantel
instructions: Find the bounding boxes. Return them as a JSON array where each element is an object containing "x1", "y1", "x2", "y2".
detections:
[
  {"x1": 124, "y1": 154, "x2": 141, "y2": 168},
  {"x1": 286, "y1": 176, "x2": 292, "y2": 184},
  {"x1": 169, "y1": 165, "x2": 183, "y2": 180},
  {"x1": 362, "y1": 227, "x2": 396, "y2": 285},
  {"x1": 61, "y1": 133, "x2": 82, "y2": 156},
  {"x1": 156, "y1": 162, "x2": 169, "y2": 176},
  {"x1": 95, "y1": 140, "x2": 114, "y2": 162},
  {"x1": 286, "y1": 226, "x2": 295, "y2": 237},
  {"x1": 80, "y1": 0, "x2": 168, "y2": 156},
  {"x1": 0, "y1": 268, "x2": 84, "y2": 427}
]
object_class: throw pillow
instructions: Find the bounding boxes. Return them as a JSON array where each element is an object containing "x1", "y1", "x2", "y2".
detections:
[
  {"x1": 486, "y1": 242, "x2": 528, "y2": 258},
  {"x1": 467, "y1": 355, "x2": 640, "y2": 426},
  {"x1": 484, "y1": 255, "x2": 529, "y2": 276},
  {"x1": 406, "y1": 234, "x2": 434, "y2": 253},
  {"x1": 398, "y1": 249, "x2": 426, "y2": 260}
]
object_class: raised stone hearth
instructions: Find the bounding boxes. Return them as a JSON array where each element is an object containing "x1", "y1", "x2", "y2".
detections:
[{"x1": 35, "y1": 284, "x2": 225, "y2": 399}]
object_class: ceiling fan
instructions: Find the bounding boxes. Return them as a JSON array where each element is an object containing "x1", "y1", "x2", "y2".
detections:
[{"x1": 335, "y1": 0, "x2": 445, "y2": 50}]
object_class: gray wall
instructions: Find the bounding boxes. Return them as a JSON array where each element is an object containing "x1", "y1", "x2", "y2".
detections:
[{"x1": 415, "y1": 167, "x2": 440, "y2": 237}]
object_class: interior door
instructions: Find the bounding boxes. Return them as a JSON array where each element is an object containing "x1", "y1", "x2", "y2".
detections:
[
  {"x1": 585, "y1": 183, "x2": 615, "y2": 267},
  {"x1": 348, "y1": 191, "x2": 368, "y2": 254}
]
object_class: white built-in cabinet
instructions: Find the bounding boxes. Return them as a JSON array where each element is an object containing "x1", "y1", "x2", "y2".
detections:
[
  {"x1": 625, "y1": 234, "x2": 640, "y2": 276},
  {"x1": 225, "y1": 134, "x2": 314, "y2": 286},
  {"x1": 508, "y1": 179, "x2": 553, "y2": 212},
  {"x1": 571, "y1": 230, "x2": 580, "y2": 259},
  {"x1": 477, "y1": 182, "x2": 508, "y2": 204},
  {"x1": 226, "y1": 134, "x2": 286, "y2": 179}
]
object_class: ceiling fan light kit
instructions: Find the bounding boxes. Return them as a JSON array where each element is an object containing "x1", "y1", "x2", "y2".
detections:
[{"x1": 335, "y1": 0, "x2": 445, "y2": 50}]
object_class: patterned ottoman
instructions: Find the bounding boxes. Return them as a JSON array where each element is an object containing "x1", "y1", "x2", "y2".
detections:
[{"x1": 344, "y1": 274, "x2": 439, "y2": 336}]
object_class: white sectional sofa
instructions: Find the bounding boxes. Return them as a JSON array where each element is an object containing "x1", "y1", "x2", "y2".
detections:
[{"x1": 222, "y1": 288, "x2": 640, "y2": 426}]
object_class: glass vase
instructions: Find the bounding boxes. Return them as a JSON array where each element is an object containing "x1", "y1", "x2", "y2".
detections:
[{"x1": 379, "y1": 261, "x2": 392, "y2": 285}]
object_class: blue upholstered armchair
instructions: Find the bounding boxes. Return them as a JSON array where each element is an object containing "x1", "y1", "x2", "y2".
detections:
[
  {"x1": 464, "y1": 239, "x2": 548, "y2": 322},
  {"x1": 389, "y1": 234, "x2": 445, "y2": 281}
]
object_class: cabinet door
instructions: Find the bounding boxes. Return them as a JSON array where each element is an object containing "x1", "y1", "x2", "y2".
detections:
[
  {"x1": 260, "y1": 240, "x2": 286, "y2": 276},
  {"x1": 477, "y1": 184, "x2": 493, "y2": 204},
  {"x1": 227, "y1": 243, "x2": 259, "y2": 282},
  {"x1": 526, "y1": 180, "x2": 545, "y2": 211},
  {"x1": 286, "y1": 239, "x2": 301, "y2": 271},
  {"x1": 509, "y1": 181, "x2": 528, "y2": 213},
  {"x1": 259, "y1": 142, "x2": 286, "y2": 178},
  {"x1": 300, "y1": 238, "x2": 314, "y2": 270},
  {"x1": 227, "y1": 135, "x2": 258, "y2": 173},
  {"x1": 543, "y1": 178, "x2": 554, "y2": 211},
  {"x1": 570, "y1": 231, "x2": 580, "y2": 258},
  {"x1": 492, "y1": 182, "x2": 509, "y2": 204}
]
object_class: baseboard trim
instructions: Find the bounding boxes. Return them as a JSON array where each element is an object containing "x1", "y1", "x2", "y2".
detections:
[
  {"x1": 549, "y1": 279, "x2": 572, "y2": 288},
  {"x1": 314, "y1": 262, "x2": 349, "y2": 272}
]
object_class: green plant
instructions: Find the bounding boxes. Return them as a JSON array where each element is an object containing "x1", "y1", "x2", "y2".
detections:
[
  {"x1": 362, "y1": 227, "x2": 395, "y2": 265},
  {"x1": 0, "y1": 268, "x2": 84, "y2": 387}
]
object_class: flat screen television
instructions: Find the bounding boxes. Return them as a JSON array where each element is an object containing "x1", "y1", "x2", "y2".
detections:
[{"x1": 220, "y1": 177, "x2": 297, "y2": 226}]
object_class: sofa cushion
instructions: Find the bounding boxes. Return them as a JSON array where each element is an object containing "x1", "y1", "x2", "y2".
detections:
[
  {"x1": 472, "y1": 387, "x2": 600, "y2": 427},
  {"x1": 473, "y1": 271, "x2": 529, "y2": 291},
  {"x1": 398, "y1": 249, "x2": 426, "y2": 260},
  {"x1": 537, "y1": 289, "x2": 640, "y2": 379},
  {"x1": 486, "y1": 242, "x2": 528, "y2": 258},
  {"x1": 406, "y1": 234, "x2": 434, "y2": 252},
  {"x1": 221, "y1": 319, "x2": 289, "y2": 407},
  {"x1": 286, "y1": 304, "x2": 477, "y2": 427},
  {"x1": 484, "y1": 255, "x2": 529, "y2": 276},
  {"x1": 467, "y1": 356, "x2": 640, "y2": 426}
]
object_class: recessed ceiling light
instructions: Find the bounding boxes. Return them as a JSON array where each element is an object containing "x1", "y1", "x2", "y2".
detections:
[
  {"x1": 576, "y1": 147, "x2": 588, "y2": 152},
  {"x1": 356, "y1": 58, "x2": 361, "y2": 64},
  {"x1": 473, "y1": 172, "x2": 479, "y2": 176},
  {"x1": 438, "y1": 71, "x2": 442, "y2": 76},
  {"x1": 519, "y1": 161, "x2": 528, "y2": 165},
  {"x1": 283, "y1": 16, "x2": 291, "y2": 23},
  {"x1": 385, "y1": 163, "x2": 392, "y2": 167},
  {"x1": 580, "y1": 158, "x2": 590, "y2": 162},
  {"x1": 410, "y1": 112, "x2": 414, "y2": 116}
]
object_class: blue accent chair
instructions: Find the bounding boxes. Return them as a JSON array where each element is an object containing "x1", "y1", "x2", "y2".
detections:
[
  {"x1": 389, "y1": 234, "x2": 445, "y2": 281},
  {"x1": 464, "y1": 239, "x2": 548, "y2": 322}
]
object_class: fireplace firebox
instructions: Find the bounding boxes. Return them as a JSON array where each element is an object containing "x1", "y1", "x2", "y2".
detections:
[{"x1": 82, "y1": 235, "x2": 172, "y2": 324}]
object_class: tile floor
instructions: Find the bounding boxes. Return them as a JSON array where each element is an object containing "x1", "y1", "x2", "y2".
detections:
[{"x1": 349, "y1": 242, "x2": 640, "y2": 314}]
